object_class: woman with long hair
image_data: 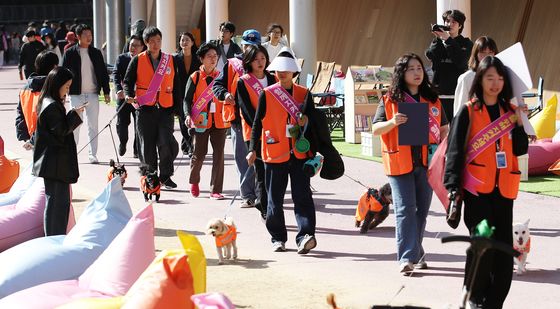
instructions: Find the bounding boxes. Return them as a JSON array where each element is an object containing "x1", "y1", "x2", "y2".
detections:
[
  {"x1": 444, "y1": 56, "x2": 528, "y2": 308},
  {"x1": 32, "y1": 67, "x2": 84, "y2": 236},
  {"x1": 42, "y1": 32, "x2": 62, "y2": 65},
  {"x1": 453, "y1": 36, "x2": 499, "y2": 116},
  {"x1": 372, "y1": 53, "x2": 448, "y2": 274}
]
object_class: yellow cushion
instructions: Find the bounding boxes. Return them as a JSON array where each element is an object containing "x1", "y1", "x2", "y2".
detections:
[
  {"x1": 176, "y1": 230, "x2": 207, "y2": 295},
  {"x1": 530, "y1": 94, "x2": 558, "y2": 139}
]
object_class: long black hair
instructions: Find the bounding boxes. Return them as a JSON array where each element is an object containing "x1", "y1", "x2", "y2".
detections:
[
  {"x1": 242, "y1": 44, "x2": 270, "y2": 73},
  {"x1": 469, "y1": 56, "x2": 513, "y2": 112},
  {"x1": 178, "y1": 32, "x2": 198, "y2": 55},
  {"x1": 388, "y1": 53, "x2": 438, "y2": 103},
  {"x1": 37, "y1": 67, "x2": 73, "y2": 112}
]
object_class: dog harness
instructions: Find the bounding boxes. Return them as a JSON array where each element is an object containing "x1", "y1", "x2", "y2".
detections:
[
  {"x1": 355, "y1": 188, "x2": 384, "y2": 222},
  {"x1": 140, "y1": 176, "x2": 161, "y2": 195},
  {"x1": 215, "y1": 224, "x2": 237, "y2": 248},
  {"x1": 514, "y1": 237, "x2": 531, "y2": 254}
]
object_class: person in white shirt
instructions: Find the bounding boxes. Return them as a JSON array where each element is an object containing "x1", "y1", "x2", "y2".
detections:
[
  {"x1": 262, "y1": 23, "x2": 286, "y2": 62},
  {"x1": 214, "y1": 21, "x2": 242, "y2": 72},
  {"x1": 453, "y1": 36, "x2": 498, "y2": 116}
]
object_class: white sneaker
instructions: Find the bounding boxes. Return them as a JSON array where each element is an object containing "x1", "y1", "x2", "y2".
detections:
[
  {"x1": 399, "y1": 262, "x2": 414, "y2": 275},
  {"x1": 297, "y1": 234, "x2": 317, "y2": 254},
  {"x1": 415, "y1": 260, "x2": 428, "y2": 269},
  {"x1": 272, "y1": 241, "x2": 286, "y2": 252},
  {"x1": 88, "y1": 155, "x2": 99, "y2": 164},
  {"x1": 240, "y1": 199, "x2": 255, "y2": 208}
]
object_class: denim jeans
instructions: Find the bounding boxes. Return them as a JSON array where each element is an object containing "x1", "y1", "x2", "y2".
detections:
[
  {"x1": 265, "y1": 156, "x2": 316, "y2": 245},
  {"x1": 231, "y1": 123, "x2": 256, "y2": 201},
  {"x1": 70, "y1": 93, "x2": 99, "y2": 157},
  {"x1": 388, "y1": 166, "x2": 433, "y2": 264}
]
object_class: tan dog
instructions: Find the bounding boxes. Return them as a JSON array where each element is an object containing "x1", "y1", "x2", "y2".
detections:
[
  {"x1": 513, "y1": 219, "x2": 531, "y2": 275},
  {"x1": 206, "y1": 217, "x2": 238, "y2": 265}
]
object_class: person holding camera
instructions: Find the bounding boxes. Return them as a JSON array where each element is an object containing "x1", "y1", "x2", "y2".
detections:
[{"x1": 425, "y1": 9, "x2": 473, "y2": 123}]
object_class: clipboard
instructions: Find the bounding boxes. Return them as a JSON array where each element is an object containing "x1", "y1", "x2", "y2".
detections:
[{"x1": 398, "y1": 102, "x2": 429, "y2": 145}]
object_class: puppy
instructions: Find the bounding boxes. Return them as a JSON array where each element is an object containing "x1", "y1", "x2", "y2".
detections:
[
  {"x1": 206, "y1": 217, "x2": 238, "y2": 265},
  {"x1": 107, "y1": 159, "x2": 127, "y2": 185},
  {"x1": 513, "y1": 219, "x2": 531, "y2": 275},
  {"x1": 355, "y1": 183, "x2": 392, "y2": 234},
  {"x1": 139, "y1": 165, "x2": 161, "y2": 202}
]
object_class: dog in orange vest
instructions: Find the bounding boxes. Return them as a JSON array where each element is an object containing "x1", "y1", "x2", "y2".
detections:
[
  {"x1": 355, "y1": 183, "x2": 392, "y2": 234},
  {"x1": 513, "y1": 219, "x2": 531, "y2": 275},
  {"x1": 206, "y1": 217, "x2": 238, "y2": 264}
]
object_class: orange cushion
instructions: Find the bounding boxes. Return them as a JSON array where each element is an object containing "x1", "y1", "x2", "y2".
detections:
[
  {"x1": 549, "y1": 158, "x2": 560, "y2": 176},
  {"x1": 0, "y1": 155, "x2": 20, "y2": 193}
]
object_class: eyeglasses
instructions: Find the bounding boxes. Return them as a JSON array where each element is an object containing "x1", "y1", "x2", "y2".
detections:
[{"x1": 271, "y1": 30, "x2": 282, "y2": 35}]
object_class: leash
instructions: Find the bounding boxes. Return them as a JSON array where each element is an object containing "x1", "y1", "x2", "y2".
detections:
[
  {"x1": 222, "y1": 164, "x2": 255, "y2": 219},
  {"x1": 107, "y1": 124, "x2": 121, "y2": 165},
  {"x1": 77, "y1": 102, "x2": 128, "y2": 155}
]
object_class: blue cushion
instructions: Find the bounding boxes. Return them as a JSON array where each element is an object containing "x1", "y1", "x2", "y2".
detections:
[{"x1": 0, "y1": 178, "x2": 132, "y2": 298}]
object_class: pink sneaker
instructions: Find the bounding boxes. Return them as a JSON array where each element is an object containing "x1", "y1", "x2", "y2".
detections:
[
  {"x1": 190, "y1": 184, "x2": 200, "y2": 197},
  {"x1": 210, "y1": 193, "x2": 225, "y2": 200}
]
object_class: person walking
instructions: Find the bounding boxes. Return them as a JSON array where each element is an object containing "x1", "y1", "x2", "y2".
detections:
[
  {"x1": 444, "y1": 56, "x2": 528, "y2": 309},
  {"x1": 32, "y1": 67, "x2": 85, "y2": 236},
  {"x1": 42, "y1": 33, "x2": 62, "y2": 65},
  {"x1": 261, "y1": 23, "x2": 286, "y2": 62},
  {"x1": 183, "y1": 42, "x2": 228, "y2": 199},
  {"x1": 173, "y1": 32, "x2": 200, "y2": 158},
  {"x1": 62, "y1": 24, "x2": 110, "y2": 164},
  {"x1": 246, "y1": 47, "x2": 318, "y2": 254},
  {"x1": 19, "y1": 30, "x2": 46, "y2": 79},
  {"x1": 124, "y1": 26, "x2": 180, "y2": 189},
  {"x1": 212, "y1": 21, "x2": 242, "y2": 72},
  {"x1": 372, "y1": 53, "x2": 448, "y2": 274}
]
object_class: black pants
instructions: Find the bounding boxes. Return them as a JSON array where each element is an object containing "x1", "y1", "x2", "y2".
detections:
[
  {"x1": 116, "y1": 100, "x2": 138, "y2": 156},
  {"x1": 441, "y1": 98, "x2": 454, "y2": 124},
  {"x1": 463, "y1": 188, "x2": 513, "y2": 309},
  {"x1": 136, "y1": 106, "x2": 179, "y2": 180},
  {"x1": 177, "y1": 113, "x2": 193, "y2": 154},
  {"x1": 44, "y1": 178, "x2": 71, "y2": 236},
  {"x1": 246, "y1": 141, "x2": 267, "y2": 216}
]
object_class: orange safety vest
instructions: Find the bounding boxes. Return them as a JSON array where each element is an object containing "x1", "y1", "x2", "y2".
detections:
[
  {"x1": 140, "y1": 176, "x2": 161, "y2": 195},
  {"x1": 215, "y1": 224, "x2": 237, "y2": 247},
  {"x1": 191, "y1": 70, "x2": 231, "y2": 129},
  {"x1": 355, "y1": 189, "x2": 383, "y2": 222},
  {"x1": 464, "y1": 102, "x2": 521, "y2": 199},
  {"x1": 136, "y1": 51, "x2": 175, "y2": 108},
  {"x1": 261, "y1": 83, "x2": 312, "y2": 163},
  {"x1": 380, "y1": 95, "x2": 443, "y2": 176},
  {"x1": 221, "y1": 61, "x2": 241, "y2": 123},
  {"x1": 514, "y1": 237, "x2": 531, "y2": 254},
  {"x1": 19, "y1": 89, "x2": 40, "y2": 136},
  {"x1": 240, "y1": 78, "x2": 261, "y2": 142}
]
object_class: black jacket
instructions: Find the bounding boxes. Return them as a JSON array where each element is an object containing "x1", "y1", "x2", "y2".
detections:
[
  {"x1": 32, "y1": 97, "x2": 83, "y2": 183},
  {"x1": 18, "y1": 41, "x2": 46, "y2": 74},
  {"x1": 173, "y1": 50, "x2": 201, "y2": 116},
  {"x1": 425, "y1": 35, "x2": 473, "y2": 95},
  {"x1": 62, "y1": 44, "x2": 110, "y2": 95},
  {"x1": 113, "y1": 52, "x2": 133, "y2": 93},
  {"x1": 15, "y1": 74, "x2": 46, "y2": 141},
  {"x1": 235, "y1": 72, "x2": 276, "y2": 129},
  {"x1": 212, "y1": 55, "x2": 244, "y2": 125}
]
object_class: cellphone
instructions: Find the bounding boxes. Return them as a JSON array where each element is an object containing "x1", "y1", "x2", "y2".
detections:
[
  {"x1": 431, "y1": 24, "x2": 450, "y2": 32},
  {"x1": 77, "y1": 101, "x2": 89, "y2": 109}
]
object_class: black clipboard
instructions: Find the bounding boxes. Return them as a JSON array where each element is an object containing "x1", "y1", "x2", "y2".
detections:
[{"x1": 398, "y1": 102, "x2": 428, "y2": 145}]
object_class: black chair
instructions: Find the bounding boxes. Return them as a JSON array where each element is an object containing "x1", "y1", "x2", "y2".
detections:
[{"x1": 522, "y1": 76, "x2": 543, "y2": 119}]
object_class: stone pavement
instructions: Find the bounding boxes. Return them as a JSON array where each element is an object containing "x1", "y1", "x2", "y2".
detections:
[{"x1": 0, "y1": 65, "x2": 559, "y2": 308}]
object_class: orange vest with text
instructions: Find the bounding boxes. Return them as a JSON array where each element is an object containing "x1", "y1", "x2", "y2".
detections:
[
  {"x1": 380, "y1": 95, "x2": 443, "y2": 176},
  {"x1": 191, "y1": 69, "x2": 231, "y2": 129},
  {"x1": 136, "y1": 51, "x2": 175, "y2": 108},
  {"x1": 261, "y1": 83, "x2": 312, "y2": 163},
  {"x1": 464, "y1": 102, "x2": 520, "y2": 199},
  {"x1": 19, "y1": 89, "x2": 40, "y2": 136},
  {"x1": 221, "y1": 61, "x2": 240, "y2": 122}
]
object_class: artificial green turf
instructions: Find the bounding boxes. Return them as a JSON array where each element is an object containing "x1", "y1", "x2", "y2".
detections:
[{"x1": 330, "y1": 129, "x2": 560, "y2": 197}]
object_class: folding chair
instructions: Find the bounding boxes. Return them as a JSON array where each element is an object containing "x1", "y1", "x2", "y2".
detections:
[{"x1": 522, "y1": 76, "x2": 544, "y2": 119}]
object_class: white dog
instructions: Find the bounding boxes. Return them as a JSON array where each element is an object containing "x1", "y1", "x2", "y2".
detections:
[
  {"x1": 206, "y1": 217, "x2": 238, "y2": 265},
  {"x1": 512, "y1": 219, "x2": 531, "y2": 275}
]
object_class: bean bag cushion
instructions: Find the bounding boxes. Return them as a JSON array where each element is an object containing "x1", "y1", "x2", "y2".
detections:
[
  {"x1": 530, "y1": 94, "x2": 557, "y2": 139},
  {"x1": 553, "y1": 129, "x2": 560, "y2": 143},
  {"x1": 0, "y1": 156, "x2": 20, "y2": 194},
  {"x1": 549, "y1": 158, "x2": 560, "y2": 176},
  {"x1": 191, "y1": 293, "x2": 235, "y2": 309},
  {"x1": 0, "y1": 204, "x2": 155, "y2": 308},
  {"x1": 528, "y1": 139, "x2": 560, "y2": 176},
  {"x1": 177, "y1": 230, "x2": 207, "y2": 295},
  {"x1": 56, "y1": 297, "x2": 123, "y2": 309},
  {"x1": 0, "y1": 164, "x2": 36, "y2": 207},
  {"x1": 0, "y1": 178, "x2": 132, "y2": 298}
]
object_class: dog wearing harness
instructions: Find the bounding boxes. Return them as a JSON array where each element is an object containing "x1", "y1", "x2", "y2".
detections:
[{"x1": 206, "y1": 217, "x2": 238, "y2": 264}]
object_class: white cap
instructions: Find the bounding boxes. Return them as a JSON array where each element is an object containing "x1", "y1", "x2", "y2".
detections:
[{"x1": 266, "y1": 47, "x2": 301, "y2": 72}]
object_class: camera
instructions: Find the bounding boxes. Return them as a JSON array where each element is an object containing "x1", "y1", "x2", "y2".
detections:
[{"x1": 431, "y1": 24, "x2": 450, "y2": 32}]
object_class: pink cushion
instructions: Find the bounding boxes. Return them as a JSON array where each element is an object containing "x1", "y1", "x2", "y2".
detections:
[
  {"x1": 0, "y1": 204, "x2": 155, "y2": 308},
  {"x1": 528, "y1": 140, "x2": 560, "y2": 175}
]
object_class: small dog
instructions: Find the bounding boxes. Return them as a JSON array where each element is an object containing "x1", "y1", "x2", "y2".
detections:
[
  {"x1": 107, "y1": 159, "x2": 127, "y2": 185},
  {"x1": 206, "y1": 217, "x2": 238, "y2": 264},
  {"x1": 513, "y1": 219, "x2": 531, "y2": 275},
  {"x1": 355, "y1": 183, "x2": 392, "y2": 234},
  {"x1": 139, "y1": 165, "x2": 160, "y2": 202}
]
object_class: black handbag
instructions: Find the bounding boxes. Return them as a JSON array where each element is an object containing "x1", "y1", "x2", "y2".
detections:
[{"x1": 446, "y1": 191, "x2": 462, "y2": 229}]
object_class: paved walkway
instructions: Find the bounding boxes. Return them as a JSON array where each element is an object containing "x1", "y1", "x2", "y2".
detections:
[{"x1": 1, "y1": 65, "x2": 558, "y2": 308}]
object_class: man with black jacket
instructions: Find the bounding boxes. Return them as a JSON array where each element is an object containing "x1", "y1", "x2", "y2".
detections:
[
  {"x1": 113, "y1": 34, "x2": 144, "y2": 158},
  {"x1": 212, "y1": 21, "x2": 242, "y2": 72},
  {"x1": 425, "y1": 9, "x2": 473, "y2": 123},
  {"x1": 62, "y1": 24, "x2": 110, "y2": 164},
  {"x1": 18, "y1": 30, "x2": 46, "y2": 79}
]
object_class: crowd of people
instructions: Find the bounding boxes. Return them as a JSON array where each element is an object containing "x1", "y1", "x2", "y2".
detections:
[{"x1": 11, "y1": 8, "x2": 531, "y2": 308}]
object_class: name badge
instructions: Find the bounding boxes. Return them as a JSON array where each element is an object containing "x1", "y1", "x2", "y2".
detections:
[
  {"x1": 286, "y1": 124, "x2": 294, "y2": 137},
  {"x1": 209, "y1": 102, "x2": 216, "y2": 113},
  {"x1": 496, "y1": 151, "x2": 507, "y2": 169}
]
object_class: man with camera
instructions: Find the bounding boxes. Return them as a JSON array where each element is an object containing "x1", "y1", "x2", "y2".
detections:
[{"x1": 425, "y1": 9, "x2": 473, "y2": 123}]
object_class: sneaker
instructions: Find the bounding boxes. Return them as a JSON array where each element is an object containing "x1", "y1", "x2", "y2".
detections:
[
  {"x1": 118, "y1": 144, "x2": 126, "y2": 156},
  {"x1": 399, "y1": 262, "x2": 414, "y2": 275},
  {"x1": 297, "y1": 234, "x2": 317, "y2": 254},
  {"x1": 88, "y1": 155, "x2": 99, "y2": 164},
  {"x1": 272, "y1": 241, "x2": 286, "y2": 252},
  {"x1": 240, "y1": 199, "x2": 255, "y2": 208},
  {"x1": 190, "y1": 184, "x2": 200, "y2": 197},
  {"x1": 210, "y1": 193, "x2": 225, "y2": 200},
  {"x1": 161, "y1": 178, "x2": 177, "y2": 189},
  {"x1": 415, "y1": 260, "x2": 428, "y2": 269}
]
